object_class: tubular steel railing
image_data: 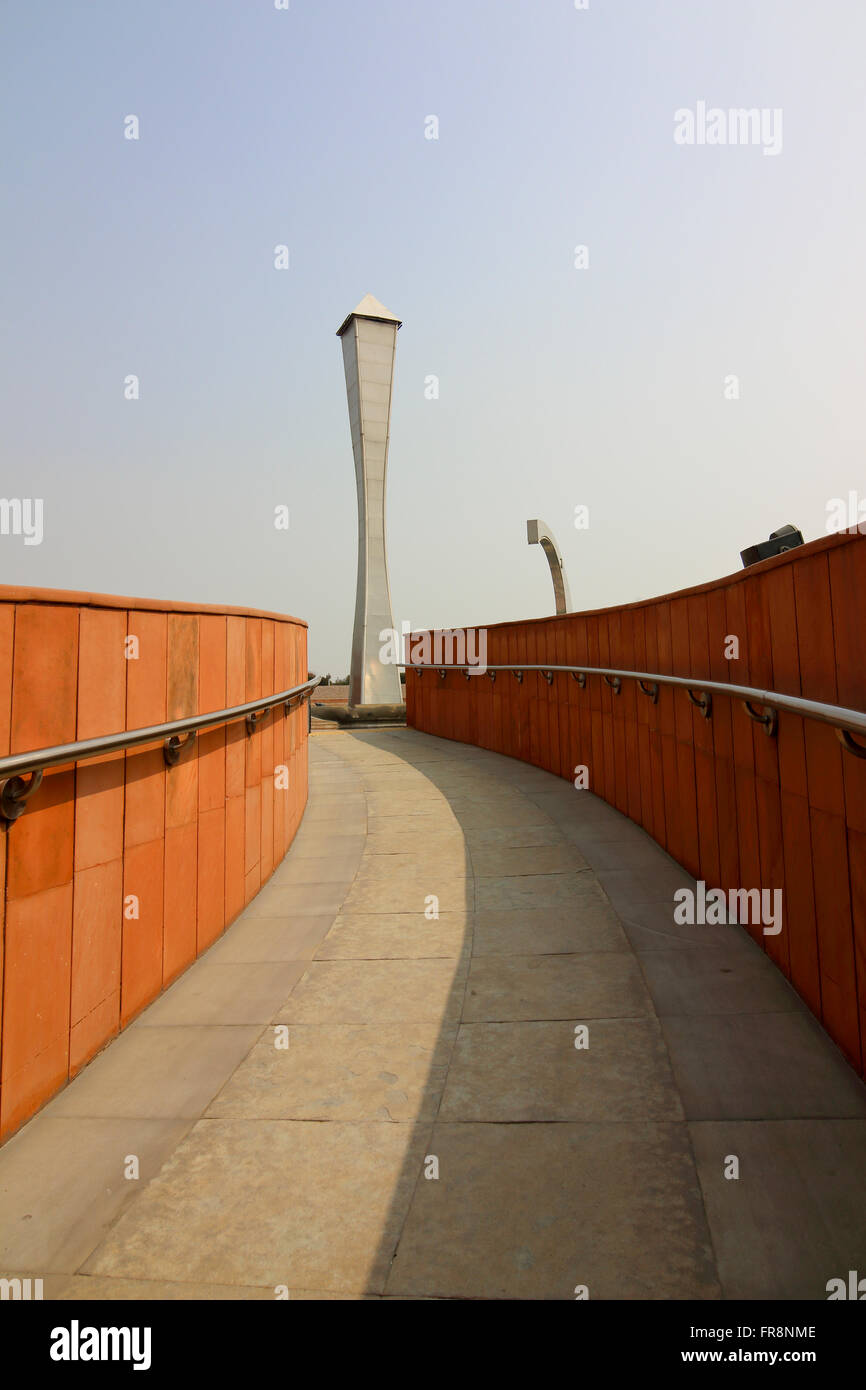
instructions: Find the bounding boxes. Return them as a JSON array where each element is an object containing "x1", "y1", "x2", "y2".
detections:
[
  {"x1": 401, "y1": 663, "x2": 866, "y2": 757},
  {"x1": 0, "y1": 675, "x2": 322, "y2": 823}
]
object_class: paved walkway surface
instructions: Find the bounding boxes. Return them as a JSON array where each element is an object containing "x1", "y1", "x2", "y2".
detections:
[{"x1": 2, "y1": 730, "x2": 865, "y2": 1300}]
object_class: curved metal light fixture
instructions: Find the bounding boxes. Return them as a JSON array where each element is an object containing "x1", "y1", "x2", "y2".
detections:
[{"x1": 527, "y1": 519, "x2": 572, "y2": 615}]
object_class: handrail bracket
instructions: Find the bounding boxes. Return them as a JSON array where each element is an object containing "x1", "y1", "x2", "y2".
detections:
[
  {"x1": 0, "y1": 769, "x2": 44, "y2": 824},
  {"x1": 164, "y1": 732, "x2": 196, "y2": 766},
  {"x1": 837, "y1": 728, "x2": 866, "y2": 758},
  {"x1": 687, "y1": 689, "x2": 713, "y2": 719},
  {"x1": 742, "y1": 701, "x2": 777, "y2": 736}
]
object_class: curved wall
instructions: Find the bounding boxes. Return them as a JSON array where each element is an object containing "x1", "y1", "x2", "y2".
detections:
[
  {"x1": 0, "y1": 587, "x2": 309, "y2": 1140},
  {"x1": 407, "y1": 530, "x2": 866, "y2": 1079}
]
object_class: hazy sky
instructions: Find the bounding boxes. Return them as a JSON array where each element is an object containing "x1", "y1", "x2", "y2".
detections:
[{"x1": 3, "y1": 1, "x2": 864, "y2": 673}]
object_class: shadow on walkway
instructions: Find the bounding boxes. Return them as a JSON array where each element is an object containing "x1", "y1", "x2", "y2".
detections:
[{"x1": 1, "y1": 730, "x2": 864, "y2": 1299}]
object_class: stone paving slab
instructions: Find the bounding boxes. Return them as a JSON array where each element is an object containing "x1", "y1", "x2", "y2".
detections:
[
  {"x1": 384, "y1": 1121, "x2": 720, "y2": 1301},
  {"x1": 205, "y1": 1022, "x2": 454, "y2": 1123},
  {"x1": 471, "y1": 905, "x2": 626, "y2": 956},
  {"x1": 314, "y1": 912, "x2": 470, "y2": 959},
  {"x1": 0, "y1": 1116, "x2": 192, "y2": 1273},
  {"x1": 278, "y1": 958, "x2": 467, "y2": 1026},
  {"x1": 82, "y1": 1119, "x2": 431, "y2": 1294},
  {"x1": 47, "y1": 1025, "x2": 261, "y2": 1119},
  {"x1": 661, "y1": 1012, "x2": 866, "y2": 1120},
  {"x1": 1, "y1": 728, "x2": 865, "y2": 1302},
  {"x1": 689, "y1": 1119, "x2": 866, "y2": 1299},
  {"x1": 439, "y1": 1018, "x2": 683, "y2": 1122},
  {"x1": 462, "y1": 952, "x2": 651, "y2": 1021}
]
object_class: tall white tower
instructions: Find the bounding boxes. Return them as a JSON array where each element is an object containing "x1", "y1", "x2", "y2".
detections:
[{"x1": 337, "y1": 294, "x2": 404, "y2": 708}]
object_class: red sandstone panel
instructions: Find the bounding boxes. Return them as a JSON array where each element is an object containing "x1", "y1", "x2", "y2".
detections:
[
  {"x1": 761, "y1": 565, "x2": 814, "y2": 995},
  {"x1": 272, "y1": 629, "x2": 288, "y2": 865},
  {"x1": 5, "y1": 768, "x2": 75, "y2": 902},
  {"x1": 68, "y1": 619, "x2": 124, "y2": 1117},
  {"x1": 598, "y1": 616, "x2": 618, "y2": 811},
  {"x1": 0, "y1": 882, "x2": 73, "y2": 1139},
  {"x1": 10, "y1": 605, "x2": 78, "y2": 752},
  {"x1": 653, "y1": 603, "x2": 679, "y2": 861},
  {"x1": 260, "y1": 622, "x2": 276, "y2": 881},
  {"x1": 197, "y1": 805, "x2": 226, "y2": 951},
  {"x1": 526, "y1": 625, "x2": 541, "y2": 769},
  {"x1": 69, "y1": 858, "x2": 123, "y2": 1075},
  {"x1": 502, "y1": 629, "x2": 518, "y2": 757},
  {"x1": 163, "y1": 821, "x2": 198, "y2": 987},
  {"x1": 245, "y1": 620, "x2": 263, "y2": 791},
  {"x1": 686, "y1": 594, "x2": 720, "y2": 891},
  {"x1": 514, "y1": 627, "x2": 527, "y2": 759},
  {"x1": 165, "y1": 614, "x2": 199, "y2": 830},
  {"x1": 124, "y1": 611, "x2": 167, "y2": 850},
  {"x1": 630, "y1": 606, "x2": 653, "y2": 835},
  {"x1": 543, "y1": 624, "x2": 560, "y2": 777},
  {"x1": 74, "y1": 609, "x2": 126, "y2": 872},
  {"x1": 744, "y1": 574, "x2": 787, "y2": 973},
  {"x1": 121, "y1": 838, "x2": 164, "y2": 1025},
  {"x1": 69, "y1": 612, "x2": 126, "y2": 1083},
  {"x1": 225, "y1": 617, "x2": 246, "y2": 800},
  {"x1": 262, "y1": 621, "x2": 275, "y2": 698},
  {"x1": 606, "y1": 609, "x2": 628, "y2": 817},
  {"x1": 586, "y1": 616, "x2": 605, "y2": 805},
  {"x1": 642, "y1": 606, "x2": 667, "y2": 850},
  {"x1": 706, "y1": 588, "x2": 740, "y2": 895},
  {"x1": 274, "y1": 625, "x2": 289, "y2": 861},
  {"x1": 796, "y1": 553, "x2": 860, "y2": 1070},
  {"x1": 245, "y1": 783, "x2": 262, "y2": 892},
  {"x1": 163, "y1": 616, "x2": 200, "y2": 984},
  {"x1": 225, "y1": 794, "x2": 246, "y2": 924},
  {"x1": 7, "y1": 606, "x2": 78, "y2": 900},
  {"x1": 533, "y1": 625, "x2": 549, "y2": 770},
  {"x1": 669, "y1": 598, "x2": 700, "y2": 877},
  {"x1": 725, "y1": 582, "x2": 762, "y2": 941},
  {"x1": 553, "y1": 622, "x2": 570, "y2": 781},
  {"x1": 828, "y1": 541, "x2": 866, "y2": 1060},
  {"x1": 559, "y1": 623, "x2": 577, "y2": 783},
  {"x1": 570, "y1": 618, "x2": 592, "y2": 810},
  {"x1": 198, "y1": 615, "x2": 227, "y2": 815},
  {"x1": 620, "y1": 608, "x2": 642, "y2": 824}
]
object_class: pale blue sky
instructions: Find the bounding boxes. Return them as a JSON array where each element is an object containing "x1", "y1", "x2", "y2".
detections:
[{"x1": 3, "y1": 1, "x2": 864, "y2": 672}]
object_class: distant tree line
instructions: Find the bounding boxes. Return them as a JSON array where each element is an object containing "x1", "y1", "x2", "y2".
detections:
[{"x1": 308, "y1": 672, "x2": 406, "y2": 685}]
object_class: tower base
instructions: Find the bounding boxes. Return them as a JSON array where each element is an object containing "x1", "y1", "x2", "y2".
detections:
[{"x1": 312, "y1": 702, "x2": 406, "y2": 726}]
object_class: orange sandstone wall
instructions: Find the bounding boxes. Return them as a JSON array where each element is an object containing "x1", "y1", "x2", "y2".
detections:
[
  {"x1": 407, "y1": 530, "x2": 866, "y2": 1079},
  {"x1": 0, "y1": 587, "x2": 309, "y2": 1140}
]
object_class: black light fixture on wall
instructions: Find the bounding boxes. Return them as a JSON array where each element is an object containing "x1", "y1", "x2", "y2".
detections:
[{"x1": 740, "y1": 524, "x2": 805, "y2": 568}]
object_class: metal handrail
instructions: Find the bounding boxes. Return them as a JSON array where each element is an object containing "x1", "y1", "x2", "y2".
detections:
[
  {"x1": 0, "y1": 675, "x2": 322, "y2": 822},
  {"x1": 399, "y1": 663, "x2": 866, "y2": 756}
]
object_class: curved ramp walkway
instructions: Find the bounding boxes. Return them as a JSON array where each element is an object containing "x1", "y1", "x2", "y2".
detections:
[{"x1": 2, "y1": 730, "x2": 865, "y2": 1299}]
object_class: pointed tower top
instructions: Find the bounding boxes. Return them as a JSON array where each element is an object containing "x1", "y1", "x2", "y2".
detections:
[{"x1": 336, "y1": 294, "x2": 402, "y2": 337}]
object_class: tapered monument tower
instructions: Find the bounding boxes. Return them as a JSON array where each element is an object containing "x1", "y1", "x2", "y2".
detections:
[{"x1": 337, "y1": 294, "x2": 404, "y2": 710}]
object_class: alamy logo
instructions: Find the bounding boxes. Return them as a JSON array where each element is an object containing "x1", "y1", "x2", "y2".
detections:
[
  {"x1": 0, "y1": 1276, "x2": 43, "y2": 1299},
  {"x1": 0, "y1": 497, "x2": 43, "y2": 545},
  {"x1": 380, "y1": 621, "x2": 488, "y2": 674},
  {"x1": 826, "y1": 1270, "x2": 866, "y2": 1300},
  {"x1": 673, "y1": 880, "x2": 782, "y2": 936},
  {"x1": 50, "y1": 1320, "x2": 152, "y2": 1371},
  {"x1": 674, "y1": 101, "x2": 782, "y2": 156},
  {"x1": 826, "y1": 492, "x2": 866, "y2": 535}
]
